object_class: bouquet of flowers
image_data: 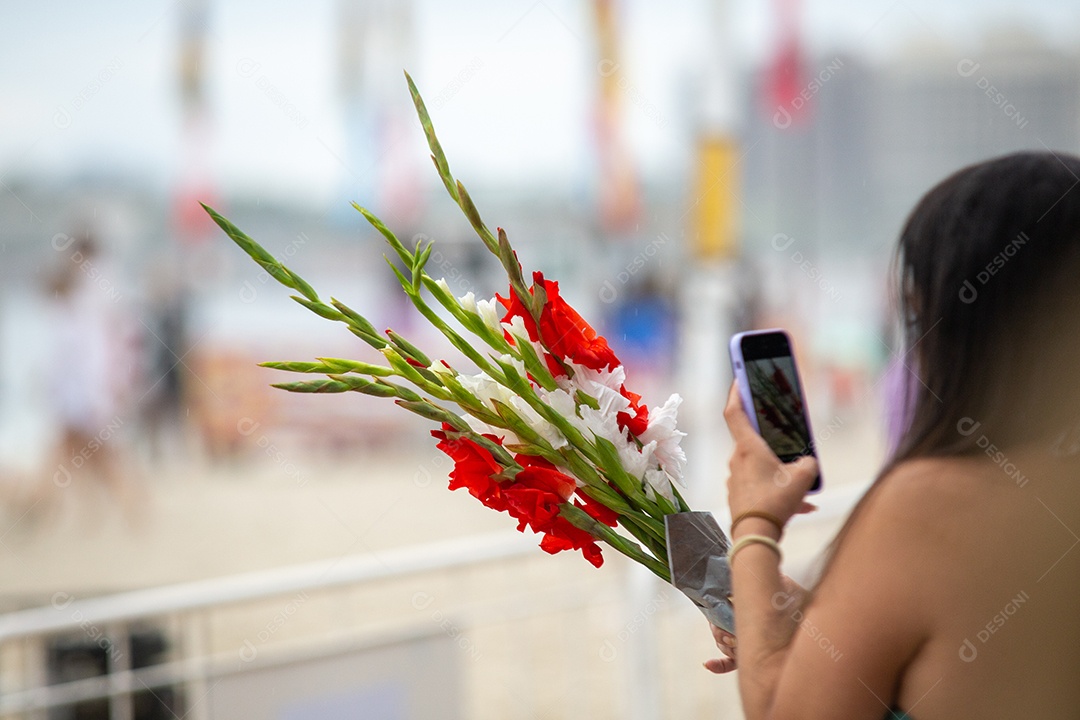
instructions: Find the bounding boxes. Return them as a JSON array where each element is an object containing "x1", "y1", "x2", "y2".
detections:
[{"x1": 204, "y1": 73, "x2": 733, "y2": 630}]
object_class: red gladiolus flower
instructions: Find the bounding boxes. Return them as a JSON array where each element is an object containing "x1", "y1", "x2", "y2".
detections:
[
  {"x1": 431, "y1": 430, "x2": 610, "y2": 567},
  {"x1": 617, "y1": 385, "x2": 650, "y2": 437},
  {"x1": 540, "y1": 521, "x2": 605, "y2": 568},
  {"x1": 576, "y1": 492, "x2": 619, "y2": 527},
  {"x1": 503, "y1": 455, "x2": 576, "y2": 535},
  {"x1": 499, "y1": 272, "x2": 620, "y2": 374},
  {"x1": 431, "y1": 424, "x2": 507, "y2": 512}
]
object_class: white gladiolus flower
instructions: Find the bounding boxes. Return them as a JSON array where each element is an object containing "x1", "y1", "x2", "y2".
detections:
[
  {"x1": 542, "y1": 388, "x2": 586, "y2": 435},
  {"x1": 502, "y1": 314, "x2": 530, "y2": 344},
  {"x1": 557, "y1": 362, "x2": 626, "y2": 397},
  {"x1": 644, "y1": 468, "x2": 677, "y2": 505},
  {"x1": 436, "y1": 278, "x2": 453, "y2": 295},
  {"x1": 476, "y1": 297, "x2": 503, "y2": 335},
  {"x1": 457, "y1": 371, "x2": 514, "y2": 410},
  {"x1": 509, "y1": 395, "x2": 567, "y2": 450},
  {"x1": 428, "y1": 360, "x2": 455, "y2": 380},
  {"x1": 458, "y1": 291, "x2": 478, "y2": 314},
  {"x1": 502, "y1": 314, "x2": 549, "y2": 362},
  {"x1": 617, "y1": 437, "x2": 655, "y2": 483},
  {"x1": 463, "y1": 414, "x2": 518, "y2": 445},
  {"x1": 578, "y1": 405, "x2": 624, "y2": 450},
  {"x1": 637, "y1": 394, "x2": 687, "y2": 484},
  {"x1": 498, "y1": 354, "x2": 528, "y2": 380}
]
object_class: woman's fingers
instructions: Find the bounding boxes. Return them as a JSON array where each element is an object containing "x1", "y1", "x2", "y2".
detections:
[
  {"x1": 707, "y1": 622, "x2": 738, "y2": 672},
  {"x1": 723, "y1": 382, "x2": 758, "y2": 441},
  {"x1": 704, "y1": 656, "x2": 738, "y2": 674},
  {"x1": 711, "y1": 624, "x2": 738, "y2": 659}
]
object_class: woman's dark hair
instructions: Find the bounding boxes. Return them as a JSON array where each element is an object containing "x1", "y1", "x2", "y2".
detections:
[
  {"x1": 890, "y1": 150, "x2": 1080, "y2": 465},
  {"x1": 814, "y1": 151, "x2": 1080, "y2": 584}
]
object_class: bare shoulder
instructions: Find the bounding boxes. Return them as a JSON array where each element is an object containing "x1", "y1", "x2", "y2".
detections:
[
  {"x1": 857, "y1": 456, "x2": 990, "y2": 533},
  {"x1": 827, "y1": 457, "x2": 993, "y2": 605}
]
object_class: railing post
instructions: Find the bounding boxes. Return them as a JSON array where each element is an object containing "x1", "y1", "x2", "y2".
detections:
[
  {"x1": 107, "y1": 623, "x2": 132, "y2": 720},
  {"x1": 183, "y1": 611, "x2": 212, "y2": 720}
]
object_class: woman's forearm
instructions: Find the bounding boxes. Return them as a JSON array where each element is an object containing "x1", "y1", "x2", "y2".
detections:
[{"x1": 731, "y1": 518, "x2": 798, "y2": 720}]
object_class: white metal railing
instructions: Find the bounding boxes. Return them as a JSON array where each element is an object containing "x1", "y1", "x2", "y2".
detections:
[
  {"x1": 0, "y1": 531, "x2": 537, "y2": 644},
  {"x1": 0, "y1": 490, "x2": 863, "y2": 719},
  {"x1": 0, "y1": 531, "x2": 538, "y2": 717}
]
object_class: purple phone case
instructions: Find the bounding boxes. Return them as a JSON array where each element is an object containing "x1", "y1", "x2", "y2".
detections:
[{"x1": 729, "y1": 328, "x2": 822, "y2": 493}]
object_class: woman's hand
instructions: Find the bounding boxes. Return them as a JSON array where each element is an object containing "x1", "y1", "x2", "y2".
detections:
[
  {"x1": 704, "y1": 575, "x2": 810, "y2": 674},
  {"x1": 705, "y1": 625, "x2": 738, "y2": 674},
  {"x1": 723, "y1": 382, "x2": 819, "y2": 530}
]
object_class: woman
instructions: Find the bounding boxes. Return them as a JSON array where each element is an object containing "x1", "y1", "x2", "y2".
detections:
[{"x1": 709, "y1": 152, "x2": 1080, "y2": 719}]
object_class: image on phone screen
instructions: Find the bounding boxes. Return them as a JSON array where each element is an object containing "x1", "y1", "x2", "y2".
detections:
[{"x1": 744, "y1": 355, "x2": 812, "y2": 459}]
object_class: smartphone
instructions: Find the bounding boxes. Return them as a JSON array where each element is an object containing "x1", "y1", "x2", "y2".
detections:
[{"x1": 729, "y1": 329, "x2": 822, "y2": 492}]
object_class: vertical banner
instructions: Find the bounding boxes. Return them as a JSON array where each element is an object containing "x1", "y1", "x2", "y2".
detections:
[
  {"x1": 692, "y1": 136, "x2": 740, "y2": 260},
  {"x1": 592, "y1": 0, "x2": 640, "y2": 236}
]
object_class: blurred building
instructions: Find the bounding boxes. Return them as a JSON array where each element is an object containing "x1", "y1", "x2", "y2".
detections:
[{"x1": 741, "y1": 36, "x2": 1080, "y2": 378}]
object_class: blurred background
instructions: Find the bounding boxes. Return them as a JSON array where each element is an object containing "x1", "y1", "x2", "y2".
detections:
[{"x1": 1, "y1": 0, "x2": 1077, "y2": 717}]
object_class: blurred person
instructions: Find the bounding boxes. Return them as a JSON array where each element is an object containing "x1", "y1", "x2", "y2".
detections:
[
  {"x1": 36, "y1": 232, "x2": 142, "y2": 525},
  {"x1": 607, "y1": 273, "x2": 676, "y2": 387},
  {"x1": 708, "y1": 152, "x2": 1080, "y2": 719},
  {"x1": 138, "y1": 256, "x2": 190, "y2": 463}
]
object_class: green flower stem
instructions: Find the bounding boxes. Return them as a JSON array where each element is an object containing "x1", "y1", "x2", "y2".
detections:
[
  {"x1": 323, "y1": 374, "x2": 400, "y2": 398},
  {"x1": 618, "y1": 513, "x2": 668, "y2": 556},
  {"x1": 404, "y1": 72, "x2": 466, "y2": 211},
  {"x1": 355, "y1": 202, "x2": 535, "y2": 388},
  {"x1": 503, "y1": 332, "x2": 558, "y2": 392},
  {"x1": 315, "y1": 358, "x2": 395, "y2": 376},
  {"x1": 591, "y1": 436, "x2": 651, "y2": 502},
  {"x1": 492, "y1": 357, "x2": 604, "y2": 466},
  {"x1": 272, "y1": 378, "x2": 351, "y2": 393},
  {"x1": 203, "y1": 203, "x2": 394, "y2": 352},
  {"x1": 380, "y1": 348, "x2": 452, "y2": 401},
  {"x1": 559, "y1": 504, "x2": 669, "y2": 582},
  {"x1": 670, "y1": 483, "x2": 692, "y2": 514},
  {"x1": 259, "y1": 360, "x2": 349, "y2": 374},
  {"x1": 381, "y1": 257, "x2": 507, "y2": 385},
  {"x1": 559, "y1": 454, "x2": 636, "y2": 515},
  {"x1": 329, "y1": 298, "x2": 383, "y2": 339},
  {"x1": 403, "y1": 72, "x2": 540, "y2": 325},
  {"x1": 385, "y1": 330, "x2": 432, "y2": 369},
  {"x1": 496, "y1": 226, "x2": 538, "y2": 320},
  {"x1": 354, "y1": 203, "x2": 416, "y2": 266}
]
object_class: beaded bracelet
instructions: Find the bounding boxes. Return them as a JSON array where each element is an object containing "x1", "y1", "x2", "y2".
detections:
[{"x1": 727, "y1": 534, "x2": 782, "y2": 566}]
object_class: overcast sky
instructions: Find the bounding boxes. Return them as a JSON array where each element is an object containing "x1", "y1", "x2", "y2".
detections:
[{"x1": 1, "y1": 0, "x2": 1078, "y2": 208}]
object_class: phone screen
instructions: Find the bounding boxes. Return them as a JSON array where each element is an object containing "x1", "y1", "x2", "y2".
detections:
[
  {"x1": 744, "y1": 353, "x2": 811, "y2": 458},
  {"x1": 734, "y1": 331, "x2": 821, "y2": 491}
]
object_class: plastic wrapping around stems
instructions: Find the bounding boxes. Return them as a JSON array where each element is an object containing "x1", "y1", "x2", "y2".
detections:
[{"x1": 664, "y1": 511, "x2": 736, "y2": 634}]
